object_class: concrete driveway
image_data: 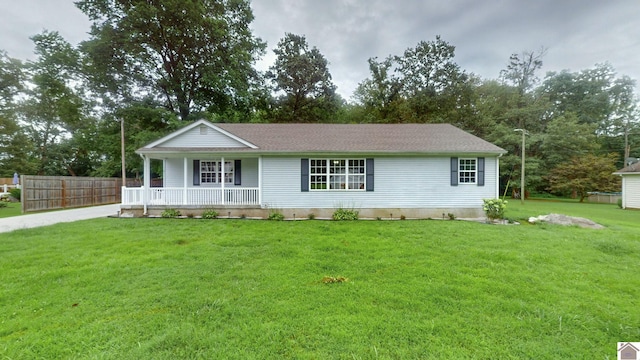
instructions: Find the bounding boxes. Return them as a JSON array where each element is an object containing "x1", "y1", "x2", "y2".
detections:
[{"x1": 0, "y1": 204, "x2": 121, "y2": 234}]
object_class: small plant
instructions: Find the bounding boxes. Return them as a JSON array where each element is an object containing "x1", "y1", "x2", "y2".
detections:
[
  {"x1": 400, "y1": 215, "x2": 406, "y2": 220},
  {"x1": 307, "y1": 213, "x2": 316, "y2": 220},
  {"x1": 617, "y1": 198, "x2": 623, "y2": 209},
  {"x1": 161, "y1": 208, "x2": 181, "y2": 218},
  {"x1": 376, "y1": 216, "x2": 382, "y2": 221},
  {"x1": 9, "y1": 188, "x2": 20, "y2": 201},
  {"x1": 322, "y1": 276, "x2": 348, "y2": 284},
  {"x1": 482, "y1": 198, "x2": 507, "y2": 221},
  {"x1": 0, "y1": 201, "x2": 7, "y2": 208},
  {"x1": 447, "y1": 213, "x2": 456, "y2": 220},
  {"x1": 332, "y1": 207, "x2": 359, "y2": 221},
  {"x1": 202, "y1": 209, "x2": 218, "y2": 219},
  {"x1": 268, "y1": 211, "x2": 285, "y2": 221},
  {"x1": 186, "y1": 213, "x2": 195, "y2": 218}
]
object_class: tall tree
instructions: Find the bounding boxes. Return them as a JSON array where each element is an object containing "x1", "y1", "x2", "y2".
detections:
[
  {"x1": 353, "y1": 36, "x2": 472, "y2": 124},
  {"x1": 547, "y1": 153, "x2": 621, "y2": 202},
  {"x1": 18, "y1": 31, "x2": 94, "y2": 175},
  {"x1": 0, "y1": 52, "x2": 36, "y2": 175},
  {"x1": 76, "y1": 0, "x2": 266, "y2": 121},
  {"x1": 266, "y1": 33, "x2": 338, "y2": 123}
]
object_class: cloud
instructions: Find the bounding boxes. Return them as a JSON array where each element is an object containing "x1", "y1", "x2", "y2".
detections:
[{"x1": 2, "y1": 0, "x2": 638, "y2": 99}]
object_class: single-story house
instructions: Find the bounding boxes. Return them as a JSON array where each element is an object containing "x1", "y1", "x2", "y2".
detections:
[
  {"x1": 120, "y1": 120, "x2": 506, "y2": 218},
  {"x1": 614, "y1": 161, "x2": 640, "y2": 209}
]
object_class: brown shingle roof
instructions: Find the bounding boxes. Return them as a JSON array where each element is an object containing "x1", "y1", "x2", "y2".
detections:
[
  {"x1": 614, "y1": 161, "x2": 640, "y2": 174},
  {"x1": 141, "y1": 121, "x2": 506, "y2": 155}
]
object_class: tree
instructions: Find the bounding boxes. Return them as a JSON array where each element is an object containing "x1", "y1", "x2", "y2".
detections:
[
  {"x1": 546, "y1": 153, "x2": 621, "y2": 202},
  {"x1": 541, "y1": 113, "x2": 599, "y2": 169},
  {"x1": 76, "y1": 0, "x2": 266, "y2": 121},
  {"x1": 353, "y1": 36, "x2": 472, "y2": 124},
  {"x1": 353, "y1": 57, "x2": 402, "y2": 122},
  {"x1": 19, "y1": 31, "x2": 89, "y2": 175},
  {"x1": 266, "y1": 33, "x2": 338, "y2": 123},
  {"x1": 0, "y1": 51, "x2": 35, "y2": 175}
]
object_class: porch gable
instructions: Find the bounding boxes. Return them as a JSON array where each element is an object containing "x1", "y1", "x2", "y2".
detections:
[{"x1": 143, "y1": 119, "x2": 258, "y2": 150}]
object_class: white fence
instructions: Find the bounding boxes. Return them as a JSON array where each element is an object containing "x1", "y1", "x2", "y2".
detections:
[
  {"x1": 122, "y1": 187, "x2": 260, "y2": 206},
  {"x1": 0, "y1": 184, "x2": 20, "y2": 194}
]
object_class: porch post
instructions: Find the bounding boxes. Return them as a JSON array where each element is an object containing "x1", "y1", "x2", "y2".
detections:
[
  {"x1": 142, "y1": 154, "x2": 150, "y2": 215},
  {"x1": 258, "y1": 156, "x2": 263, "y2": 206},
  {"x1": 221, "y1": 157, "x2": 225, "y2": 205},
  {"x1": 183, "y1": 157, "x2": 188, "y2": 205}
]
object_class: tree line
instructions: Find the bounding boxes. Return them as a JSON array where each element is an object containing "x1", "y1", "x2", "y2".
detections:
[{"x1": 0, "y1": 0, "x2": 636, "y2": 197}]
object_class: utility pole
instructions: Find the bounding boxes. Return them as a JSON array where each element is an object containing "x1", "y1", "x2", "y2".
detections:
[{"x1": 514, "y1": 128, "x2": 527, "y2": 204}]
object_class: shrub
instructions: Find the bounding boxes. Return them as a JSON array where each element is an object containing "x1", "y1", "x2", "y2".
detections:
[
  {"x1": 161, "y1": 209, "x2": 181, "y2": 218},
  {"x1": 617, "y1": 198, "x2": 623, "y2": 209},
  {"x1": 332, "y1": 208, "x2": 359, "y2": 221},
  {"x1": 9, "y1": 188, "x2": 20, "y2": 201},
  {"x1": 447, "y1": 213, "x2": 456, "y2": 220},
  {"x1": 268, "y1": 211, "x2": 285, "y2": 221},
  {"x1": 0, "y1": 201, "x2": 7, "y2": 208},
  {"x1": 307, "y1": 213, "x2": 315, "y2": 220},
  {"x1": 483, "y1": 198, "x2": 507, "y2": 221},
  {"x1": 400, "y1": 215, "x2": 406, "y2": 220},
  {"x1": 202, "y1": 209, "x2": 218, "y2": 219}
]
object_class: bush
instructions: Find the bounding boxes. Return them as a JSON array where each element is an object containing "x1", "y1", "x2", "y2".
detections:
[
  {"x1": 307, "y1": 213, "x2": 316, "y2": 220},
  {"x1": 483, "y1": 198, "x2": 507, "y2": 221},
  {"x1": 617, "y1": 198, "x2": 623, "y2": 209},
  {"x1": 202, "y1": 209, "x2": 219, "y2": 219},
  {"x1": 0, "y1": 201, "x2": 7, "y2": 208},
  {"x1": 332, "y1": 208, "x2": 359, "y2": 221},
  {"x1": 268, "y1": 211, "x2": 285, "y2": 221},
  {"x1": 9, "y1": 188, "x2": 20, "y2": 201},
  {"x1": 161, "y1": 209, "x2": 181, "y2": 218}
]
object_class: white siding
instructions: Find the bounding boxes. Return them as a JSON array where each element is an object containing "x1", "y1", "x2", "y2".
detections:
[
  {"x1": 261, "y1": 156, "x2": 499, "y2": 209},
  {"x1": 623, "y1": 175, "x2": 640, "y2": 209},
  {"x1": 165, "y1": 158, "x2": 185, "y2": 187},
  {"x1": 159, "y1": 126, "x2": 248, "y2": 148},
  {"x1": 163, "y1": 157, "x2": 258, "y2": 188}
]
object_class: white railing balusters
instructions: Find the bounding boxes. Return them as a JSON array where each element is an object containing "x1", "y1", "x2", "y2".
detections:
[{"x1": 121, "y1": 187, "x2": 260, "y2": 206}]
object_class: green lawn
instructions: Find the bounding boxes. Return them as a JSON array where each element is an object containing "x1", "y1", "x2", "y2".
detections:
[
  {"x1": 0, "y1": 202, "x2": 21, "y2": 218},
  {"x1": 1, "y1": 201, "x2": 639, "y2": 359}
]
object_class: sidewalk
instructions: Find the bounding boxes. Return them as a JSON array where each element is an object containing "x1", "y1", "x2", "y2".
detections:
[{"x1": 0, "y1": 204, "x2": 121, "y2": 234}]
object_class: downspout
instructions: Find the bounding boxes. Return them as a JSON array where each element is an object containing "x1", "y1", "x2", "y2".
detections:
[{"x1": 497, "y1": 153, "x2": 503, "y2": 200}]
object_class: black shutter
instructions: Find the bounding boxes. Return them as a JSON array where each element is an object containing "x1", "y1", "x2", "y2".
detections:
[
  {"x1": 301, "y1": 158, "x2": 309, "y2": 192},
  {"x1": 365, "y1": 158, "x2": 374, "y2": 191},
  {"x1": 450, "y1": 157, "x2": 458, "y2": 186},
  {"x1": 234, "y1": 160, "x2": 241, "y2": 185},
  {"x1": 193, "y1": 160, "x2": 200, "y2": 186},
  {"x1": 477, "y1": 157, "x2": 485, "y2": 186}
]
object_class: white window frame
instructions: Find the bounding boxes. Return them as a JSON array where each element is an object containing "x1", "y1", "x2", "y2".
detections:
[
  {"x1": 458, "y1": 158, "x2": 477, "y2": 184},
  {"x1": 310, "y1": 158, "x2": 366, "y2": 191},
  {"x1": 200, "y1": 160, "x2": 234, "y2": 185}
]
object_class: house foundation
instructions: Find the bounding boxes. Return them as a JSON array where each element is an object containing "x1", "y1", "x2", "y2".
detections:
[{"x1": 119, "y1": 205, "x2": 484, "y2": 219}]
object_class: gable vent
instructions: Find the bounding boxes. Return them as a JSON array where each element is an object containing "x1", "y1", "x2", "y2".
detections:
[{"x1": 199, "y1": 126, "x2": 208, "y2": 135}]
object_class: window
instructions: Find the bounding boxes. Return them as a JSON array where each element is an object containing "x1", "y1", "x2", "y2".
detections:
[
  {"x1": 310, "y1": 158, "x2": 365, "y2": 190},
  {"x1": 459, "y1": 158, "x2": 476, "y2": 184},
  {"x1": 200, "y1": 160, "x2": 234, "y2": 184}
]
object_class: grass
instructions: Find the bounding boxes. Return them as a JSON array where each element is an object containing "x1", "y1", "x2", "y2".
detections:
[
  {"x1": 0, "y1": 202, "x2": 21, "y2": 218},
  {"x1": 1, "y1": 201, "x2": 639, "y2": 359}
]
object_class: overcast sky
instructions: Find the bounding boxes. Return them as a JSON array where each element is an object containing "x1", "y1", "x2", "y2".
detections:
[{"x1": 1, "y1": 0, "x2": 638, "y2": 100}]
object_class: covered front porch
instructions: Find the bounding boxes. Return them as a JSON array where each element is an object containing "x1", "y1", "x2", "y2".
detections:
[{"x1": 122, "y1": 154, "x2": 263, "y2": 213}]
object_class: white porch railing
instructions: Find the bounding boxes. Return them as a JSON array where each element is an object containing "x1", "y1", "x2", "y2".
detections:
[{"x1": 122, "y1": 187, "x2": 260, "y2": 206}]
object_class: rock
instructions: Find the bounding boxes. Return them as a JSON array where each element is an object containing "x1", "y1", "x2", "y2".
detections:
[{"x1": 528, "y1": 213, "x2": 604, "y2": 229}]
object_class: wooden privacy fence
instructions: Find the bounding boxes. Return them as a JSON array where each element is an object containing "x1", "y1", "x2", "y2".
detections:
[{"x1": 21, "y1": 175, "x2": 124, "y2": 213}]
